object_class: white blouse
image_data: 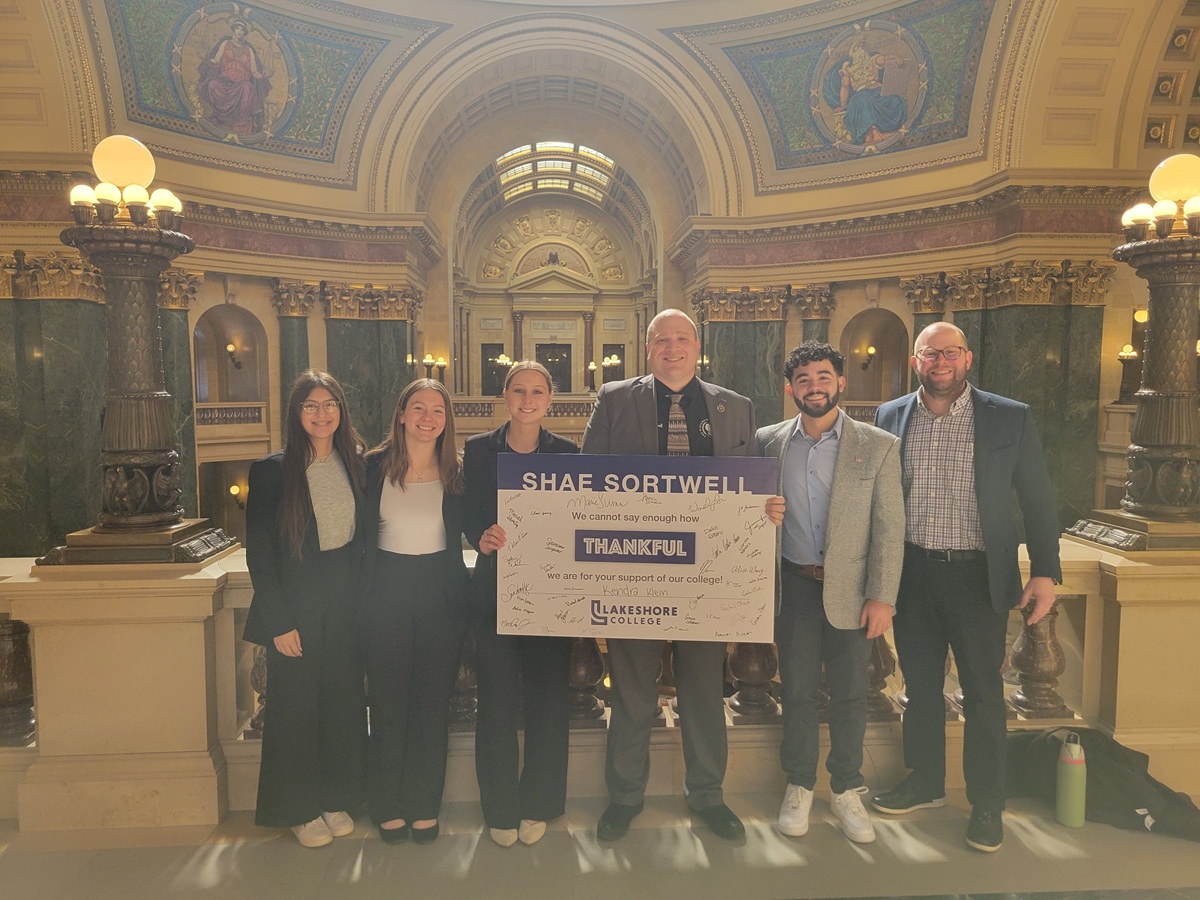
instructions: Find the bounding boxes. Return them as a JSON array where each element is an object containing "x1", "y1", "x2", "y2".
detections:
[{"x1": 376, "y1": 477, "x2": 446, "y2": 555}]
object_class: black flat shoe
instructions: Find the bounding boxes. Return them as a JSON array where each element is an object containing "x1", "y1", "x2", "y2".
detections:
[
  {"x1": 378, "y1": 823, "x2": 410, "y2": 844},
  {"x1": 694, "y1": 803, "x2": 745, "y2": 840},
  {"x1": 412, "y1": 821, "x2": 440, "y2": 844},
  {"x1": 596, "y1": 802, "x2": 643, "y2": 841}
]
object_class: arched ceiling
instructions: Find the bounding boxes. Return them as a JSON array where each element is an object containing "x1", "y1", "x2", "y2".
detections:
[{"x1": 0, "y1": 1, "x2": 1193, "y2": 225}]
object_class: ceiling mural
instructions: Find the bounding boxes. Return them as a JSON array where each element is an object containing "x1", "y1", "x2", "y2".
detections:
[
  {"x1": 669, "y1": 0, "x2": 998, "y2": 184},
  {"x1": 100, "y1": 0, "x2": 446, "y2": 177}
]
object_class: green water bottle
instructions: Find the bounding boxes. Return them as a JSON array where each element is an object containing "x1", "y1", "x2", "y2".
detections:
[{"x1": 1055, "y1": 731, "x2": 1087, "y2": 827}]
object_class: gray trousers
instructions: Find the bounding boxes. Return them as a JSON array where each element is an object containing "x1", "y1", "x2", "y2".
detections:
[{"x1": 604, "y1": 637, "x2": 728, "y2": 810}]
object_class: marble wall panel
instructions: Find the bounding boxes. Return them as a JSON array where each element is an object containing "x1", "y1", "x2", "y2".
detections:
[
  {"x1": 706, "y1": 321, "x2": 786, "y2": 428},
  {"x1": 327, "y1": 320, "x2": 383, "y2": 447},
  {"x1": 325, "y1": 320, "x2": 415, "y2": 448},
  {"x1": 0, "y1": 298, "x2": 107, "y2": 556},
  {"x1": 801, "y1": 319, "x2": 829, "y2": 344},
  {"x1": 160, "y1": 307, "x2": 196, "y2": 517},
  {"x1": 277, "y1": 317, "x2": 310, "y2": 415}
]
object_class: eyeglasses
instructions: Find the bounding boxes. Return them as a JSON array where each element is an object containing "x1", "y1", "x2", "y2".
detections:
[
  {"x1": 915, "y1": 346, "x2": 966, "y2": 363},
  {"x1": 300, "y1": 400, "x2": 340, "y2": 415}
]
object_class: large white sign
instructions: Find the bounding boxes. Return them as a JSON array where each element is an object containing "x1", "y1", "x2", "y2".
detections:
[{"x1": 496, "y1": 454, "x2": 779, "y2": 641}]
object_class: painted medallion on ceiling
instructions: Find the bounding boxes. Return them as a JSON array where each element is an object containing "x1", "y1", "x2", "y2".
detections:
[
  {"x1": 669, "y1": 0, "x2": 997, "y2": 187},
  {"x1": 101, "y1": 0, "x2": 446, "y2": 180}
]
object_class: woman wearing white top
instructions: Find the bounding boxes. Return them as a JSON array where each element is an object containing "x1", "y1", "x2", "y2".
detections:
[{"x1": 361, "y1": 378, "x2": 469, "y2": 844}]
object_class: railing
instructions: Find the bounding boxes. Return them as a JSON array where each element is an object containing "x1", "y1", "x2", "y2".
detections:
[{"x1": 196, "y1": 402, "x2": 266, "y2": 426}]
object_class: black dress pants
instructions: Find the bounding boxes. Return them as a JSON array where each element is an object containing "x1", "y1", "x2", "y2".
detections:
[
  {"x1": 363, "y1": 550, "x2": 467, "y2": 825},
  {"x1": 892, "y1": 547, "x2": 1009, "y2": 811},
  {"x1": 473, "y1": 612, "x2": 571, "y2": 829}
]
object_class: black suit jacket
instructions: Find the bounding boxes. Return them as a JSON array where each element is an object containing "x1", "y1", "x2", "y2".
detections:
[
  {"x1": 874, "y1": 386, "x2": 1063, "y2": 612},
  {"x1": 243, "y1": 450, "x2": 367, "y2": 645},
  {"x1": 462, "y1": 423, "x2": 578, "y2": 616}
]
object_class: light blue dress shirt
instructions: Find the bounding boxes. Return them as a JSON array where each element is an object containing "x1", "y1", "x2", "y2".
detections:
[{"x1": 781, "y1": 408, "x2": 843, "y2": 566}]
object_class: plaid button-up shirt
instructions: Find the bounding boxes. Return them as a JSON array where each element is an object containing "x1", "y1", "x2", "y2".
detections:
[{"x1": 902, "y1": 385, "x2": 985, "y2": 550}]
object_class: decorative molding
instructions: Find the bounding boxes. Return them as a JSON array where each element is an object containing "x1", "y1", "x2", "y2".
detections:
[
  {"x1": 791, "y1": 284, "x2": 834, "y2": 320},
  {"x1": 196, "y1": 405, "x2": 265, "y2": 426},
  {"x1": 320, "y1": 282, "x2": 423, "y2": 320},
  {"x1": 906, "y1": 260, "x2": 1115, "y2": 310},
  {"x1": 271, "y1": 280, "x2": 320, "y2": 317},
  {"x1": 2, "y1": 250, "x2": 104, "y2": 302},
  {"x1": 692, "y1": 285, "x2": 791, "y2": 322},
  {"x1": 1065, "y1": 519, "x2": 1147, "y2": 551},
  {"x1": 668, "y1": 185, "x2": 1138, "y2": 267},
  {"x1": 158, "y1": 268, "x2": 204, "y2": 309}
]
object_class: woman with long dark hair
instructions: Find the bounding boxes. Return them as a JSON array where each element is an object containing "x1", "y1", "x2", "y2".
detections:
[
  {"x1": 361, "y1": 378, "x2": 469, "y2": 844},
  {"x1": 244, "y1": 370, "x2": 367, "y2": 848},
  {"x1": 463, "y1": 360, "x2": 578, "y2": 847}
]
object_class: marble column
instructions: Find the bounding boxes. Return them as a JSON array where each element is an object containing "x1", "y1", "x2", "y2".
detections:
[
  {"x1": 270, "y1": 281, "x2": 318, "y2": 411},
  {"x1": 1, "y1": 252, "x2": 106, "y2": 554},
  {"x1": 322, "y1": 283, "x2": 421, "y2": 447},
  {"x1": 159, "y1": 269, "x2": 203, "y2": 518},
  {"x1": 512, "y1": 311, "x2": 524, "y2": 360},
  {"x1": 692, "y1": 286, "x2": 790, "y2": 427},
  {"x1": 583, "y1": 310, "x2": 595, "y2": 374}
]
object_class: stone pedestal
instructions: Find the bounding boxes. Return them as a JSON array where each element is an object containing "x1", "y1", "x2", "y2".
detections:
[{"x1": 4, "y1": 556, "x2": 233, "y2": 830}]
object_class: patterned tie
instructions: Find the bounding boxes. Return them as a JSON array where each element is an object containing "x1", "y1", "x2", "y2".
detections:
[{"x1": 667, "y1": 393, "x2": 690, "y2": 456}]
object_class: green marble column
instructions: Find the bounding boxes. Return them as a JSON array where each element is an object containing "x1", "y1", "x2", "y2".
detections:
[
  {"x1": 802, "y1": 319, "x2": 829, "y2": 343},
  {"x1": 277, "y1": 317, "x2": 309, "y2": 411},
  {"x1": 271, "y1": 281, "x2": 318, "y2": 414},
  {"x1": 0, "y1": 255, "x2": 107, "y2": 554},
  {"x1": 911, "y1": 312, "x2": 944, "y2": 390},
  {"x1": 322, "y1": 284, "x2": 420, "y2": 447},
  {"x1": 705, "y1": 320, "x2": 785, "y2": 427}
]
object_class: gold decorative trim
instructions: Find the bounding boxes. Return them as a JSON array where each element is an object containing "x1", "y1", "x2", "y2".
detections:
[
  {"x1": 791, "y1": 284, "x2": 834, "y2": 320},
  {"x1": 910, "y1": 260, "x2": 1115, "y2": 310},
  {"x1": 321, "y1": 282, "x2": 423, "y2": 320},
  {"x1": 2, "y1": 250, "x2": 104, "y2": 302},
  {"x1": 271, "y1": 280, "x2": 320, "y2": 317},
  {"x1": 158, "y1": 268, "x2": 203, "y2": 309},
  {"x1": 692, "y1": 286, "x2": 790, "y2": 322}
]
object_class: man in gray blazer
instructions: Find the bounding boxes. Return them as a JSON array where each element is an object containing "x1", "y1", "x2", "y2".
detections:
[
  {"x1": 582, "y1": 309, "x2": 763, "y2": 841},
  {"x1": 757, "y1": 341, "x2": 904, "y2": 844},
  {"x1": 870, "y1": 322, "x2": 1061, "y2": 852}
]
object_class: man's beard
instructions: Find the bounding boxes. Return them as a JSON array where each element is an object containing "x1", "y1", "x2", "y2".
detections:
[{"x1": 796, "y1": 388, "x2": 840, "y2": 418}]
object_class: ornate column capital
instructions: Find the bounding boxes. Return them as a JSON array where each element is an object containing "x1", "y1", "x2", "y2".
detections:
[
  {"x1": 985, "y1": 260, "x2": 1115, "y2": 308},
  {"x1": 2, "y1": 250, "x2": 104, "y2": 302},
  {"x1": 692, "y1": 285, "x2": 791, "y2": 323},
  {"x1": 158, "y1": 268, "x2": 204, "y2": 309},
  {"x1": 271, "y1": 279, "x2": 320, "y2": 317},
  {"x1": 320, "y1": 282, "x2": 423, "y2": 320},
  {"x1": 789, "y1": 284, "x2": 834, "y2": 320},
  {"x1": 901, "y1": 272, "x2": 950, "y2": 314}
]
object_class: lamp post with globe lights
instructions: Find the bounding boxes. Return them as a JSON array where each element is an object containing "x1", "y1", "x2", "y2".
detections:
[{"x1": 47, "y1": 135, "x2": 234, "y2": 563}]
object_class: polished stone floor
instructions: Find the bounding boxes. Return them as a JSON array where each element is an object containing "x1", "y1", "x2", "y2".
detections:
[{"x1": 1, "y1": 790, "x2": 1197, "y2": 900}]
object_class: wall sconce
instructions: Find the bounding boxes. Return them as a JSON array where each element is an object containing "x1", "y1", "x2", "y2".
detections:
[
  {"x1": 861, "y1": 346, "x2": 877, "y2": 371},
  {"x1": 229, "y1": 483, "x2": 245, "y2": 510},
  {"x1": 422, "y1": 353, "x2": 435, "y2": 379},
  {"x1": 495, "y1": 353, "x2": 513, "y2": 368},
  {"x1": 225, "y1": 343, "x2": 242, "y2": 370},
  {"x1": 435, "y1": 356, "x2": 447, "y2": 383}
]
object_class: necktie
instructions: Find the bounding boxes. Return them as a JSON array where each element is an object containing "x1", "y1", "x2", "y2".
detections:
[{"x1": 667, "y1": 393, "x2": 690, "y2": 456}]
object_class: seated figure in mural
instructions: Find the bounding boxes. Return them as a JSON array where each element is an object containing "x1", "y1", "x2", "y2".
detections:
[
  {"x1": 198, "y1": 18, "x2": 271, "y2": 134},
  {"x1": 823, "y1": 36, "x2": 908, "y2": 147}
]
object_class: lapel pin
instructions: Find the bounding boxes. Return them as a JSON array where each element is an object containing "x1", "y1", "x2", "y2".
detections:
[{"x1": 716, "y1": 403, "x2": 726, "y2": 413}]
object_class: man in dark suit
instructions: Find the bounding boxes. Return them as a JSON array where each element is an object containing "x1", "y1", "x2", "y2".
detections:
[
  {"x1": 870, "y1": 321, "x2": 1062, "y2": 852},
  {"x1": 581, "y1": 308, "x2": 762, "y2": 841}
]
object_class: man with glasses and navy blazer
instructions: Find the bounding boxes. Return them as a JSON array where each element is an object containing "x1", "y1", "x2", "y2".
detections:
[{"x1": 870, "y1": 322, "x2": 1062, "y2": 853}]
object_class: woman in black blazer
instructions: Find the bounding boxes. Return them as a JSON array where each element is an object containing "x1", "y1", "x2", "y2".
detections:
[
  {"x1": 463, "y1": 360, "x2": 578, "y2": 847},
  {"x1": 243, "y1": 370, "x2": 368, "y2": 848},
  {"x1": 360, "y1": 378, "x2": 469, "y2": 845}
]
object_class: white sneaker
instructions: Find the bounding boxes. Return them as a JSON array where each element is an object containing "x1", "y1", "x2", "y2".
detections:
[
  {"x1": 778, "y1": 784, "x2": 813, "y2": 836},
  {"x1": 292, "y1": 816, "x2": 333, "y2": 848},
  {"x1": 321, "y1": 810, "x2": 355, "y2": 837},
  {"x1": 490, "y1": 827, "x2": 518, "y2": 847},
  {"x1": 831, "y1": 787, "x2": 876, "y2": 843}
]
